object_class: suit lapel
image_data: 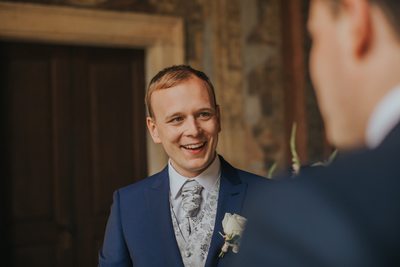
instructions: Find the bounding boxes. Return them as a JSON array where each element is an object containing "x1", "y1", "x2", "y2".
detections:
[
  {"x1": 205, "y1": 157, "x2": 248, "y2": 267},
  {"x1": 146, "y1": 167, "x2": 184, "y2": 267}
]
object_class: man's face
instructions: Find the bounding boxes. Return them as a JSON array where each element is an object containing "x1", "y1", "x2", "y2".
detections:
[
  {"x1": 308, "y1": 0, "x2": 360, "y2": 148},
  {"x1": 147, "y1": 76, "x2": 221, "y2": 178}
]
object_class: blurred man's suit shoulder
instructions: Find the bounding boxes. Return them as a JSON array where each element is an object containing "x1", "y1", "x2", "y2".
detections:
[{"x1": 237, "y1": 122, "x2": 400, "y2": 267}]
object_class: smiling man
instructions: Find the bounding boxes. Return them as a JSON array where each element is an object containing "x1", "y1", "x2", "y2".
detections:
[{"x1": 98, "y1": 65, "x2": 266, "y2": 267}]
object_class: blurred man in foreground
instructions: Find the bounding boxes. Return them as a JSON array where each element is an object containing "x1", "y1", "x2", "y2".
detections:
[{"x1": 237, "y1": 0, "x2": 400, "y2": 266}]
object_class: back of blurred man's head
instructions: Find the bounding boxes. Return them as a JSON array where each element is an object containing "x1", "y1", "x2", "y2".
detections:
[{"x1": 308, "y1": 0, "x2": 400, "y2": 150}]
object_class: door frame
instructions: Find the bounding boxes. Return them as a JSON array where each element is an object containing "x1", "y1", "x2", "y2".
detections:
[{"x1": 0, "y1": 1, "x2": 184, "y2": 174}]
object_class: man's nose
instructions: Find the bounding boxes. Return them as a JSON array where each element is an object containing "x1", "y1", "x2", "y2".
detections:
[{"x1": 184, "y1": 117, "x2": 201, "y2": 136}]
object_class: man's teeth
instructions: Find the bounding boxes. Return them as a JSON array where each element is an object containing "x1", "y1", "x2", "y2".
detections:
[{"x1": 183, "y1": 143, "x2": 205, "y2": 150}]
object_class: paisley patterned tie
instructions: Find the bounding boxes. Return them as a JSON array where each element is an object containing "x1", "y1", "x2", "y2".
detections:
[{"x1": 180, "y1": 179, "x2": 203, "y2": 237}]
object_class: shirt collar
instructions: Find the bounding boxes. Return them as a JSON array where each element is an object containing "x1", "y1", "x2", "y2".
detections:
[
  {"x1": 169, "y1": 155, "x2": 221, "y2": 200},
  {"x1": 366, "y1": 85, "x2": 400, "y2": 149}
]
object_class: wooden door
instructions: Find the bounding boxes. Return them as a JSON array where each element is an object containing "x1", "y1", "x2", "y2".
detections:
[{"x1": 0, "y1": 41, "x2": 147, "y2": 266}]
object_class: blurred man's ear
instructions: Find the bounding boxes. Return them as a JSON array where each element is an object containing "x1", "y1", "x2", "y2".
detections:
[
  {"x1": 146, "y1": 117, "x2": 162, "y2": 144},
  {"x1": 343, "y1": 0, "x2": 372, "y2": 58}
]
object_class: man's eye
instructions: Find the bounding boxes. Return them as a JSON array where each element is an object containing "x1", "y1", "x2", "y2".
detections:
[
  {"x1": 199, "y1": 112, "x2": 212, "y2": 119},
  {"x1": 170, "y1": 117, "x2": 183, "y2": 123}
]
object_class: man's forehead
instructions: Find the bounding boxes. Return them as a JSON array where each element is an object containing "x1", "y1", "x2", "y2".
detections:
[{"x1": 152, "y1": 83, "x2": 213, "y2": 110}]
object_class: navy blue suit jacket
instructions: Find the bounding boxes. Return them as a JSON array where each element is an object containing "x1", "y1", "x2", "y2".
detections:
[
  {"x1": 236, "y1": 123, "x2": 400, "y2": 267},
  {"x1": 99, "y1": 156, "x2": 266, "y2": 267}
]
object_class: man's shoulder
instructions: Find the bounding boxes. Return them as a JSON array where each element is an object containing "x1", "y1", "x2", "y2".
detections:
[
  {"x1": 321, "y1": 143, "x2": 399, "y2": 182},
  {"x1": 117, "y1": 167, "x2": 167, "y2": 197},
  {"x1": 244, "y1": 140, "x2": 400, "y2": 215},
  {"x1": 238, "y1": 142, "x2": 400, "y2": 267},
  {"x1": 235, "y1": 168, "x2": 267, "y2": 184},
  {"x1": 219, "y1": 156, "x2": 267, "y2": 184}
]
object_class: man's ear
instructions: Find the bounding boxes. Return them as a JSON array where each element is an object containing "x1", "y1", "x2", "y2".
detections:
[
  {"x1": 343, "y1": 0, "x2": 372, "y2": 58},
  {"x1": 146, "y1": 116, "x2": 162, "y2": 144},
  {"x1": 216, "y1": 105, "x2": 222, "y2": 133}
]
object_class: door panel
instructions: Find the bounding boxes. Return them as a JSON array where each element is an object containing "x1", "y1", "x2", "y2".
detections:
[
  {"x1": 3, "y1": 43, "x2": 66, "y2": 267},
  {"x1": 71, "y1": 46, "x2": 147, "y2": 267},
  {"x1": 0, "y1": 42, "x2": 147, "y2": 267}
]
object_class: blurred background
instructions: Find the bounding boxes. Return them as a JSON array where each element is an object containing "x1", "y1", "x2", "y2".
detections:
[{"x1": 0, "y1": 0, "x2": 333, "y2": 266}]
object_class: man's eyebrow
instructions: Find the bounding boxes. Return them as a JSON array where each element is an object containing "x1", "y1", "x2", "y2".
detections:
[{"x1": 197, "y1": 107, "x2": 215, "y2": 112}]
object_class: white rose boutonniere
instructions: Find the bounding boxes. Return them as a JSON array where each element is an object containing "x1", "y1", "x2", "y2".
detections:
[{"x1": 218, "y1": 213, "x2": 247, "y2": 258}]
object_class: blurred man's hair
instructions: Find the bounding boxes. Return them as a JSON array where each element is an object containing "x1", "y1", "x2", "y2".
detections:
[
  {"x1": 329, "y1": 0, "x2": 400, "y2": 38},
  {"x1": 145, "y1": 65, "x2": 217, "y2": 118}
]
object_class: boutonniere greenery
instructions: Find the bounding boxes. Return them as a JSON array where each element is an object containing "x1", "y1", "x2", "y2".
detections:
[{"x1": 218, "y1": 213, "x2": 247, "y2": 258}]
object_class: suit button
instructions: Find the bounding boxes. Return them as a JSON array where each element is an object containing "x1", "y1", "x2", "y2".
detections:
[{"x1": 184, "y1": 250, "x2": 191, "y2": 257}]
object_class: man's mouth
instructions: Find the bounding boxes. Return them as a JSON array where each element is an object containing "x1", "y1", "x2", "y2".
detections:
[{"x1": 181, "y1": 142, "x2": 207, "y2": 151}]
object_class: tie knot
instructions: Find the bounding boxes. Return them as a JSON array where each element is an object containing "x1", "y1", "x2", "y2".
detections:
[{"x1": 181, "y1": 180, "x2": 203, "y2": 217}]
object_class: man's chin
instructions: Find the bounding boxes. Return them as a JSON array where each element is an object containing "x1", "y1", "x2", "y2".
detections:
[
  {"x1": 186, "y1": 159, "x2": 213, "y2": 173},
  {"x1": 328, "y1": 131, "x2": 364, "y2": 151}
]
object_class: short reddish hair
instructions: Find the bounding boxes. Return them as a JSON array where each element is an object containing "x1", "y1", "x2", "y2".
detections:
[{"x1": 145, "y1": 65, "x2": 217, "y2": 118}]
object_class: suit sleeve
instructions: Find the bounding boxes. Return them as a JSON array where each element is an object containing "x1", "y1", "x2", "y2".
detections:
[{"x1": 98, "y1": 190, "x2": 132, "y2": 267}]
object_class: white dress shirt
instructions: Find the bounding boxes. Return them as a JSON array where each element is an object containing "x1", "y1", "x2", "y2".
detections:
[
  {"x1": 169, "y1": 155, "x2": 221, "y2": 224},
  {"x1": 366, "y1": 85, "x2": 400, "y2": 149}
]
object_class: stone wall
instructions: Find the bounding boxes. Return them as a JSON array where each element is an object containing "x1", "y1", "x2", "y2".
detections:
[{"x1": 241, "y1": 0, "x2": 285, "y2": 175}]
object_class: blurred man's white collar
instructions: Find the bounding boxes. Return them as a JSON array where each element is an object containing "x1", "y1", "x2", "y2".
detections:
[{"x1": 366, "y1": 85, "x2": 400, "y2": 149}]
